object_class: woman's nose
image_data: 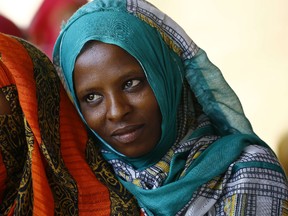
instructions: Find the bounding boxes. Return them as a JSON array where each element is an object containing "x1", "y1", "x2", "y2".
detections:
[{"x1": 106, "y1": 93, "x2": 132, "y2": 121}]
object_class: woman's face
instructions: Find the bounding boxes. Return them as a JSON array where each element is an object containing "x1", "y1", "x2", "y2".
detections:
[{"x1": 74, "y1": 41, "x2": 162, "y2": 158}]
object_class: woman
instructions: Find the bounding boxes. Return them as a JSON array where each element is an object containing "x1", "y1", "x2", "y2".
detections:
[
  {"x1": 53, "y1": 0, "x2": 288, "y2": 215},
  {"x1": 0, "y1": 33, "x2": 140, "y2": 215}
]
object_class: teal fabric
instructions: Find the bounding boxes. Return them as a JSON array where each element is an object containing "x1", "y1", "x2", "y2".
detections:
[
  {"x1": 184, "y1": 49, "x2": 253, "y2": 135},
  {"x1": 120, "y1": 134, "x2": 268, "y2": 216},
  {"x1": 53, "y1": 2, "x2": 184, "y2": 168},
  {"x1": 52, "y1": 0, "x2": 275, "y2": 215}
]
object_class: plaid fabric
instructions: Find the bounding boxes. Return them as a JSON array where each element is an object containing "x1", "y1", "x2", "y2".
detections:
[{"x1": 180, "y1": 145, "x2": 288, "y2": 215}]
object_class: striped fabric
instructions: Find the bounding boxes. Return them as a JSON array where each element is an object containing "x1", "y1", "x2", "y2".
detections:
[
  {"x1": 0, "y1": 33, "x2": 141, "y2": 215},
  {"x1": 179, "y1": 145, "x2": 288, "y2": 215}
]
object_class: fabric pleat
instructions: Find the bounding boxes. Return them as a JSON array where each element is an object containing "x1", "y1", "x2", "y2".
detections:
[{"x1": 0, "y1": 33, "x2": 141, "y2": 215}]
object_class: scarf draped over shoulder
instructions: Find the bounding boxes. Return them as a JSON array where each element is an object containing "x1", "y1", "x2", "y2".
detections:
[
  {"x1": 0, "y1": 33, "x2": 140, "y2": 215},
  {"x1": 53, "y1": 1, "x2": 288, "y2": 215}
]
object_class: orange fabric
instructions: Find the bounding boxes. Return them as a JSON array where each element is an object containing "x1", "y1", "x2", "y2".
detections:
[
  {"x1": 59, "y1": 86, "x2": 111, "y2": 215},
  {"x1": 0, "y1": 37, "x2": 55, "y2": 215},
  {"x1": 0, "y1": 33, "x2": 140, "y2": 215},
  {"x1": 0, "y1": 33, "x2": 108, "y2": 214},
  {"x1": 0, "y1": 33, "x2": 54, "y2": 215},
  {"x1": 31, "y1": 144, "x2": 55, "y2": 216},
  {"x1": 0, "y1": 34, "x2": 42, "y2": 144},
  {"x1": 0, "y1": 59, "x2": 15, "y2": 88}
]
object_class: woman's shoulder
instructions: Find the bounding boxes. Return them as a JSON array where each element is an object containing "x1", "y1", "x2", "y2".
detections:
[
  {"x1": 185, "y1": 144, "x2": 288, "y2": 215},
  {"x1": 231, "y1": 144, "x2": 286, "y2": 180},
  {"x1": 222, "y1": 144, "x2": 288, "y2": 199}
]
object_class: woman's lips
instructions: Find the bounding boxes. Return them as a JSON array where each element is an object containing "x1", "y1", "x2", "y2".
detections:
[{"x1": 111, "y1": 125, "x2": 144, "y2": 144}]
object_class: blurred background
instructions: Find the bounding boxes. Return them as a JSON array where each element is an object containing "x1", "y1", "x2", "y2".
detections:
[{"x1": 1, "y1": 0, "x2": 287, "y2": 172}]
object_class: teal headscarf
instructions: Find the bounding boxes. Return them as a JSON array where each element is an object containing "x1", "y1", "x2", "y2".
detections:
[
  {"x1": 53, "y1": 0, "x2": 269, "y2": 215},
  {"x1": 53, "y1": 1, "x2": 185, "y2": 168}
]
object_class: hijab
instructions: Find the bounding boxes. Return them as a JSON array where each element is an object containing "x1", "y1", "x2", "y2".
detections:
[{"x1": 53, "y1": 1, "x2": 274, "y2": 215}]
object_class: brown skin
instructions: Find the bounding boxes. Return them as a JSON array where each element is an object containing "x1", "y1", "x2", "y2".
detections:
[{"x1": 74, "y1": 41, "x2": 162, "y2": 158}]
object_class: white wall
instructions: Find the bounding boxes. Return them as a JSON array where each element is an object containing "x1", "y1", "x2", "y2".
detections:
[
  {"x1": 149, "y1": 0, "x2": 288, "y2": 154},
  {"x1": 0, "y1": 0, "x2": 43, "y2": 28}
]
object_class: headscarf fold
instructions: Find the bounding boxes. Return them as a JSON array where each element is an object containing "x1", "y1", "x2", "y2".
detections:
[
  {"x1": 53, "y1": 0, "x2": 287, "y2": 215},
  {"x1": 53, "y1": 0, "x2": 255, "y2": 168},
  {"x1": 0, "y1": 32, "x2": 140, "y2": 215}
]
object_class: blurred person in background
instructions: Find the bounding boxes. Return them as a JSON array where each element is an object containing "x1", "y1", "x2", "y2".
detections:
[
  {"x1": 0, "y1": 14, "x2": 25, "y2": 38},
  {"x1": 28, "y1": 0, "x2": 87, "y2": 59}
]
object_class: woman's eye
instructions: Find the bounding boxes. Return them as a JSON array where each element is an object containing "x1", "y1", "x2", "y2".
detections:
[
  {"x1": 85, "y1": 93, "x2": 102, "y2": 103},
  {"x1": 124, "y1": 79, "x2": 141, "y2": 90}
]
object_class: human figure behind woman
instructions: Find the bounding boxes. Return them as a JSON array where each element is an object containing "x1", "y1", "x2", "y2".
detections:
[
  {"x1": 27, "y1": 0, "x2": 87, "y2": 59},
  {"x1": 0, "y1": 14, "x2": 25, "y2": 38},
  {"x1": 0, "y1": 32, "x2": 140, "y2": 215},
  {"x1": 53, "y1": 0, "x2": 288, "y2": 215}
]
